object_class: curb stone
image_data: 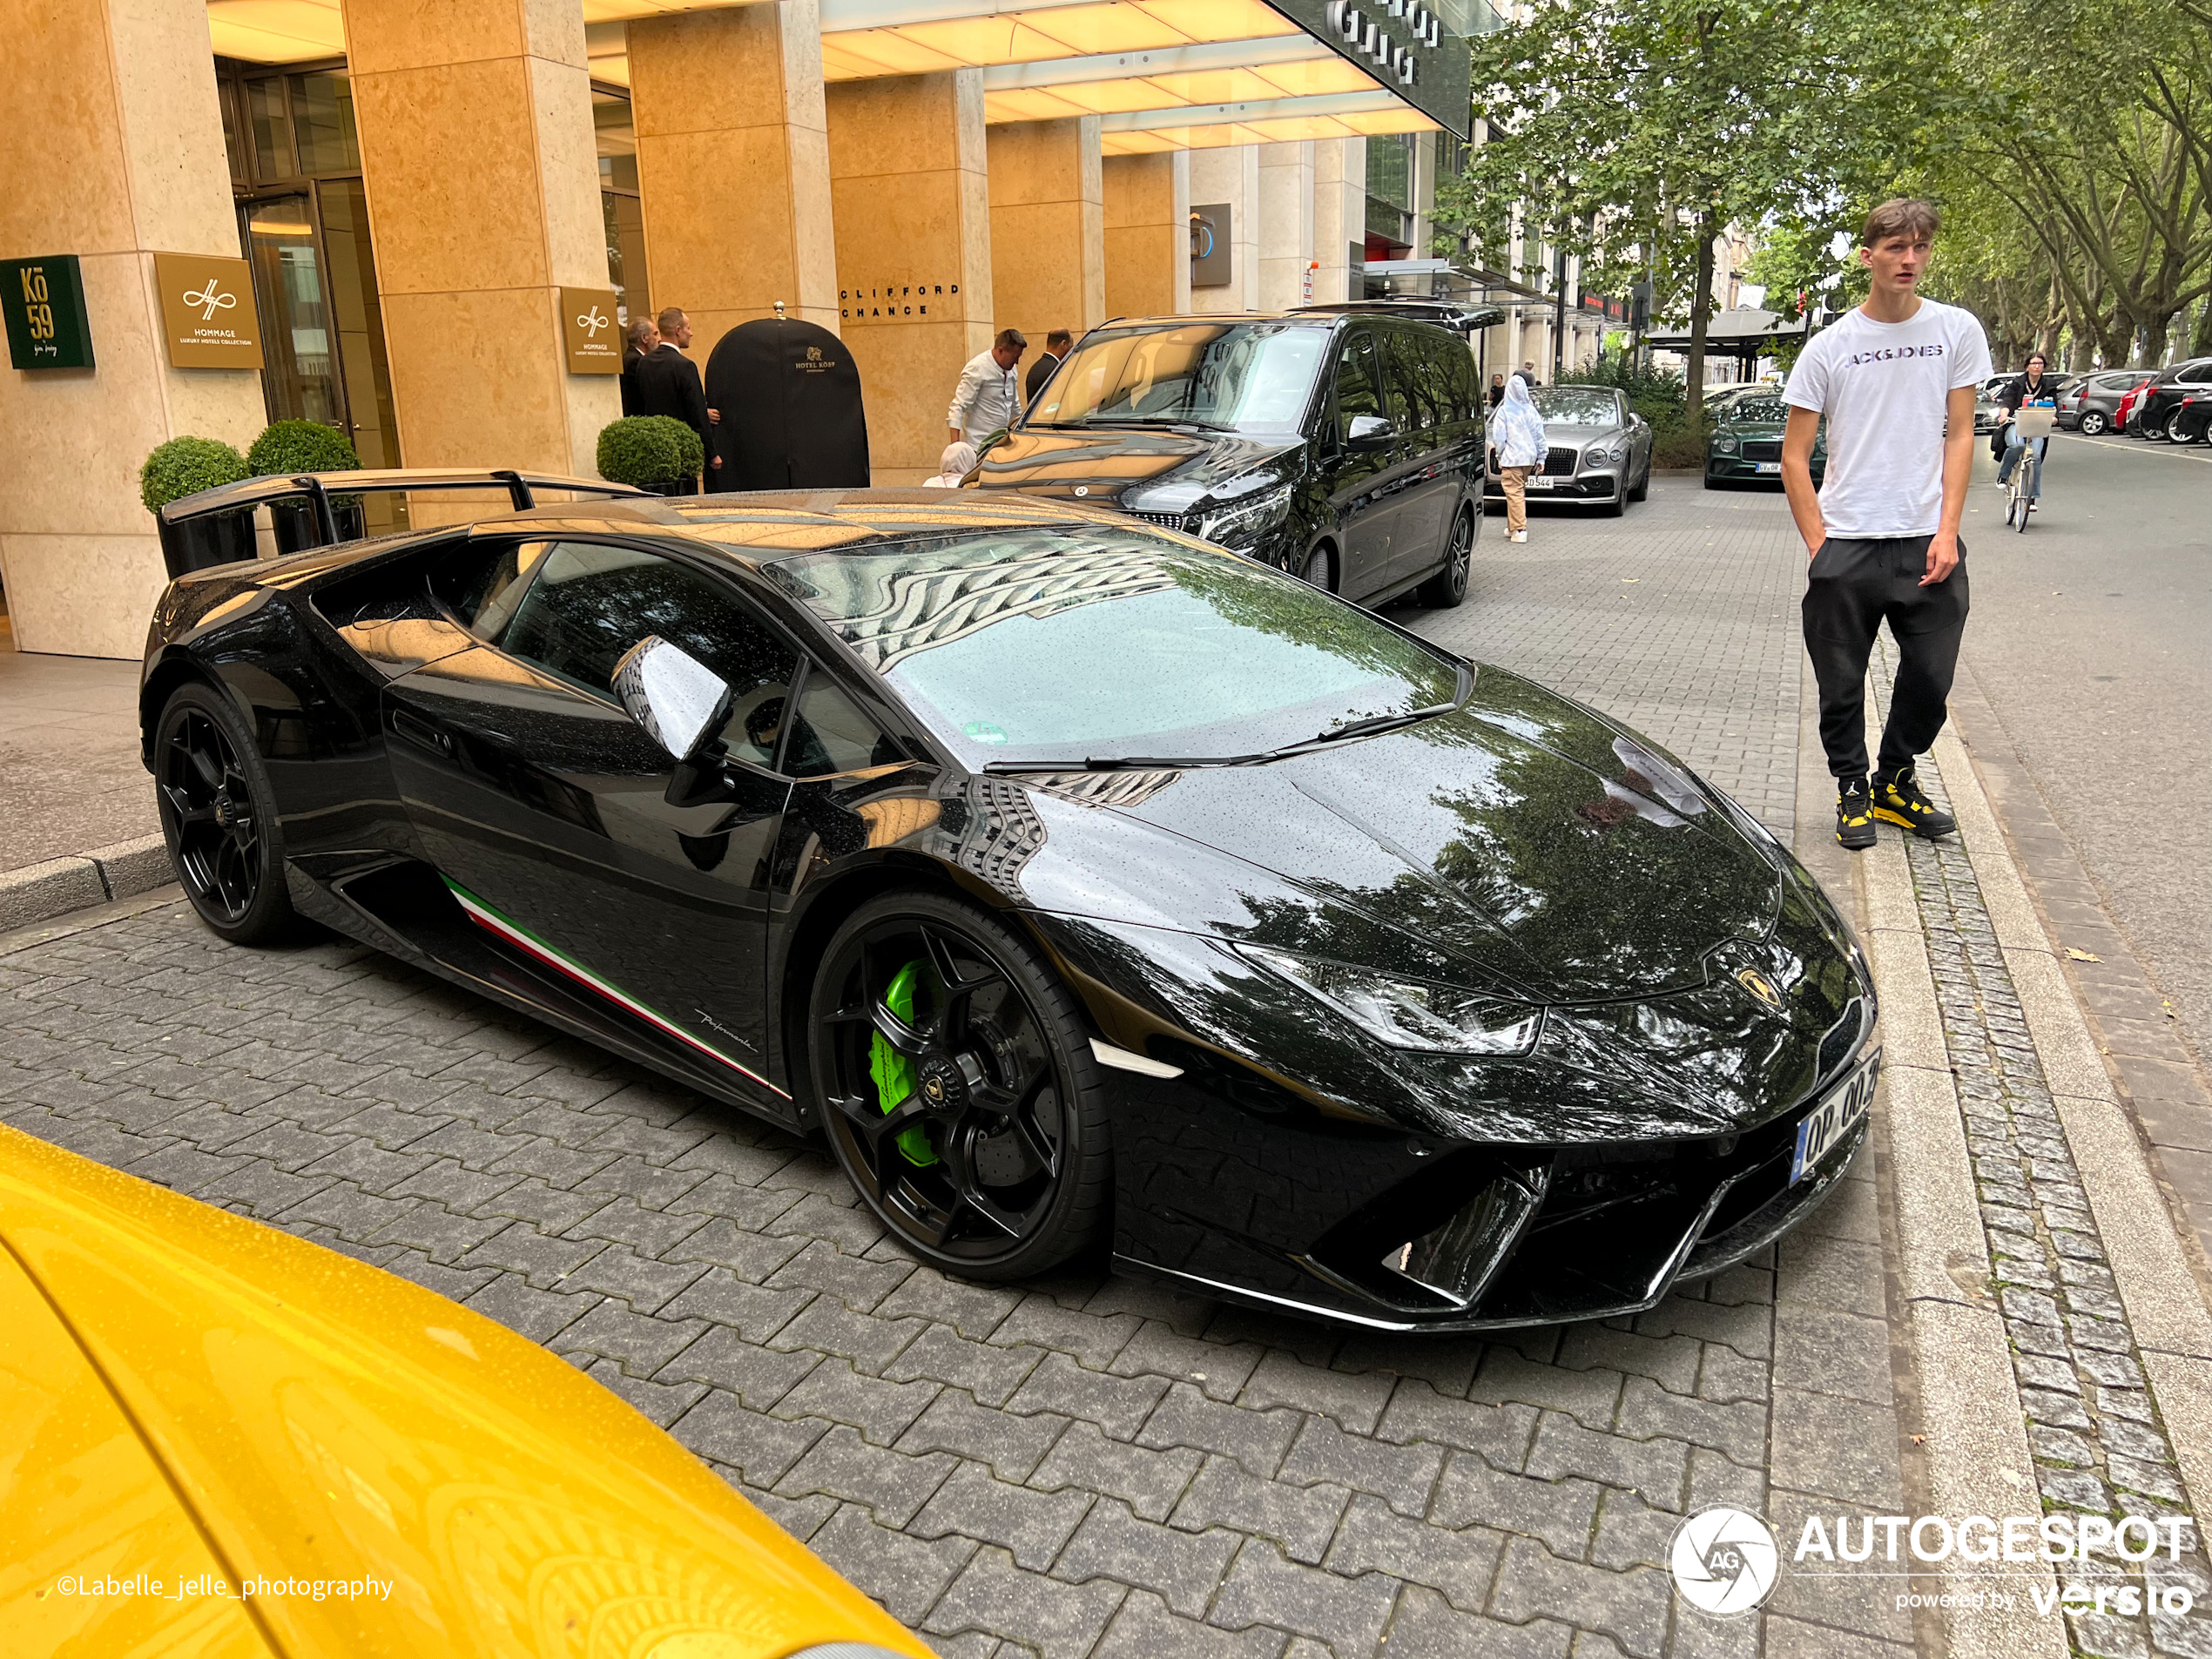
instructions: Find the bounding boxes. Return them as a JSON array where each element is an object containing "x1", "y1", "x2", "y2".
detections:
[{"x1": 0, "y1": 833, "x2": 169, "y2": 933}]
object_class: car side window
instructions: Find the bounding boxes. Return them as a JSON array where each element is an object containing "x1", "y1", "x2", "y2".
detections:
[
  {"x1": 436, "y1": 541, "x2": 549, "y2": 638},
  {"x1": 1332, "y1": 330, "x2": 1384, "y2": 439},
  {"x1": 1376, "y1": 331, "x2": 1418, "y2": 435},
  {"x1": 1442, "y1": 341, "x2": 1479, "y2": 423},
  {"x1": 492, "y1": 541, "x2": 799, "y2": 768},
  {"x1": 783, "y1": 668, "x2": 900, "y2": 779},
  {"x1": 1381, "y1": 331, "x2": 1434, "y2": 434}
]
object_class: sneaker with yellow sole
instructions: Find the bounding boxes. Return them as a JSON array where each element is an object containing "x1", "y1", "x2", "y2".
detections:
[{"x1": 1872, "y1": 765, "x2": 1956, "y2": 839}]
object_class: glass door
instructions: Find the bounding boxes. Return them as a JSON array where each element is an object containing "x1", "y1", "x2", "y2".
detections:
[{"x1": 245, "y1": 196, "x2": 344, "y2": 429}]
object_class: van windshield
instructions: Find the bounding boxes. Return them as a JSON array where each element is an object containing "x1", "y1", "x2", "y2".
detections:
[{"x1": 1029, "y1": 323, "x2": 1325, "y2": 434}]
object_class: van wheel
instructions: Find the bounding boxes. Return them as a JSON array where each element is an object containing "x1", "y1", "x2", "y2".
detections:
[
  {"x1": 1301, "y1": 543, "x2": 1336, "y2": 593},
  {"x1": 1418, "y1": 510, "x2": 1473, "y2": 610}
]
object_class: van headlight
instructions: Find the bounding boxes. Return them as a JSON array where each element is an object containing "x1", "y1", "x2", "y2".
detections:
[{"x1": 1197, "y1": 483, "x2": 1293, "y2": 551}]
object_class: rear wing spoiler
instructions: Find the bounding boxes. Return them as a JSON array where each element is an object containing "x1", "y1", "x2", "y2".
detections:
[{"x1": 155, "y1": 469, "x2": 648, "y2": 577}]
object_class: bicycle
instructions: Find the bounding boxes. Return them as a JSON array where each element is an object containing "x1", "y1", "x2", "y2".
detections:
[{"x1": 2004, "y1": 401, "x2": 2055, "y2": 531}]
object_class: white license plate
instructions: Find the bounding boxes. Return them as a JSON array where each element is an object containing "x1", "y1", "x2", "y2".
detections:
[
  {"x1": 1791, "y1": 1053, "x2": 1878, "y2": 1184},
  {"x1": 1527, "y1": 477, "x2": 1554, "y2": 490},
  {"x1": 1756, "y1": 461, "x2": 1782, "y2": 474}
]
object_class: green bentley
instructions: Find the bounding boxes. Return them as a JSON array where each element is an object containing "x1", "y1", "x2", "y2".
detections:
[{"x1": 1704, "y1": 393, "x2": 1824, "y2": 489}]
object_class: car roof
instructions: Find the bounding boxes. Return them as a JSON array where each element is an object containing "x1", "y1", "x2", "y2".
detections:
[{"x1": 461, "y1": 488, "x2": 1147, "y2": 568}]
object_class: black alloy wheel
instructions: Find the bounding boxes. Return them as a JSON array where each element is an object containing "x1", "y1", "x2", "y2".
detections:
[
  {"x1": 809, "y1": 894, "x2": 1109, "y2": 1278},
  {"x1": 154, "y1": 682, "x2": 298, "y2": 945},
  {"x1": 1418, "y1": 508, "x2": 1473, "y2": 610},
  {"x1": 1302, "y1": 542, "x2": 1336, "y2": 593},
  {"x1": 2168, "y1": 411, "x2": 2201, "y2": 445},
  {"x1": 2078, "y1": 410, "x2": 2107, "y2": 436},
  {"x1": 1602, "y1": 475, "x2": 1627, "y2": 516}
]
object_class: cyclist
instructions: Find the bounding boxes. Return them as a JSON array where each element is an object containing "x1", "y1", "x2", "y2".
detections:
[{"x1": 1994, "y1": 351, "x2": 2058, "y2": 496}]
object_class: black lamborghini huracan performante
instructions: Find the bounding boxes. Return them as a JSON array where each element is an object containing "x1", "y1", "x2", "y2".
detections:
[{"x1": 141, "y1": 477, "x2": 1877, "y2": 1332}]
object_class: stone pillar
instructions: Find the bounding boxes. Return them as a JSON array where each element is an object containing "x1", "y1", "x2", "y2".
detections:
[
  {"x1": 826, "y1": 71, "x2": 994, "y2": 484},
  {"x1": 0, "y1": 0, "x2": 265, "y2": 658},
  {"x1": 342, "y1": 0, "x2": 619, "y2": 480},
  {"x1": 628, "y1": 2, "x2": 838, "y2": 361},
  {"x1": 1188, "y1": 145, "x2": 1259, "y2": 314},
  {"x1": 1310, "y1": 138, "x2": 1366, "y2": 305},
  {"x1": 1255, "y1": 140, "x2": 1316, "y2": 310},
  {"x1": 1102, "y1": 152, "x2": 1190, "y2": 320},
  {"x1": 987, "y1": 118, "x2": 1104, "y2": 354}
]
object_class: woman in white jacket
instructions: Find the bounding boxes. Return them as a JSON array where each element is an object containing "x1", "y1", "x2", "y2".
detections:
[{"x1": 1491, "y1": 374, "x2": 1549, "y2": 543}]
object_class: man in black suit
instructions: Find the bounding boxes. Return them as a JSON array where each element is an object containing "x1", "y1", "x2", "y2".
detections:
[
  {"x1": 619, "y1": 317, "x2": 658, "y2": 416},
  {"x1": 1026, "y1": 328, "x2": 1073, "y2": 407},
  {"x1": 629, "y1": 307, "x2": 713, "y2": 473}
]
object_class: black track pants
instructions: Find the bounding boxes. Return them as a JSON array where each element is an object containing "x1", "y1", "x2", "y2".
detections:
[{"x1": 1801, "y1": 534, "x2": 1969, "y2": 781}]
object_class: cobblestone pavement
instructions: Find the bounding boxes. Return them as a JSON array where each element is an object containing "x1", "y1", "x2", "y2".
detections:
[
  {"x1": 1874, "y1": 659, "x2": 2212, "y2": 1659},
  {"x1": 0, "y1": 479, "x2": 1929, "y2": 1656}
]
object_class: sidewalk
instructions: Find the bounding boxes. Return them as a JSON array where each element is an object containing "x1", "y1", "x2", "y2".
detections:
[{"x1": 3, "y1": 480, "x2": 2209, "y2": 1656}]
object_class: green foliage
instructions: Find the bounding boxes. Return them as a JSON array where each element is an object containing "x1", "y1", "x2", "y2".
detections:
[
  {"x1": 1652, "y1": 426, "x2": 1713, "y2": 469},
  {"x1": 246, "y1": 419, "x2": 361, "y2": 476},
  {"x1": 1559, "y1": 358, "x2": 1692, "y2": 434},
  {"x1": 597, "y1": 415, "x2": 700, "y2": 486},
  {"x1": 138, "y1": 436, "x2": 249, "y2": 514}
]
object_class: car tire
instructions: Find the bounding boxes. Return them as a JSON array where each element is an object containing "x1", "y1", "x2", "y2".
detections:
[
  {"x1": 1602, "y1": 480, "x2": 1626, "y2": 516},
  {"x1": 1418, "y1": 508, "x2": 1474, "y2": 610},
  {"x1": 1627, "y1": 459, "x2": 1649, "y2": 502},
  {"x1": 1301, "y1": 542, "x2": 1336, "y2": 592},
  {"x1": 2166, "y1": 411, "x2": 2199, "y2": 445},
  {"x1": 2078, "y1": 410, "x2": 2107, "y2": 436},
  {"x1": 807, "y1": 891, "x2": 1111, "y2": 1281},
  {"x1": 153, "y1": 680, "x2": 301, "y2": 947},
  {"x1": 1702, "y1": 473, "x2": 1720, "y2": 490}
]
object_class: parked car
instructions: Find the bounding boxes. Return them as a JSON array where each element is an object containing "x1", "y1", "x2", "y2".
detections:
[
  {"x1": 2115, "y1": 381, "x2": 2151, "y2": 436},
  {"x1": 1973, "y1": 384, "x2": 2006, "y2": 434},
  {"x1": 1481, "y1": 384, "x2": 1655, "y2": 516},
  {"x1": 2169, "y1": 392, "x2": 2209, "y2": 446},
  {"x1": 1705, "y1": 394, "x2": 1824, "y2": 488},
  {"x1": 977, "y1": 310, "x2": 1484, "y2": 610},
  {"x1": 1, "y1": 1121, "x2": 927, "y2": 1659},
  {"x1": 139, "y1": 475, "x2": 1876, "y2": 1333},
  {"x1": 2057, "y1": 368, "x2": 2159, "y2": 435},
  {"x1": 2128, "y1": 357, "x2": 2212, "y2": 440}
]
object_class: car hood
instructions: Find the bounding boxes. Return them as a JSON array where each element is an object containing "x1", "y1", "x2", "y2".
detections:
[
  {"x1": 1011, "y1": 666, "x2": 1782, "y2": 1002},
  {"x1": 1541, "y1": 421, "x2": 1624, "y2": 442},
  {"x1": 0, "y1": 1123, "x2": 925, "y2": 1659},
  {"x1": 973, "y1": 424, "x2": 1305, "y2": 514}
]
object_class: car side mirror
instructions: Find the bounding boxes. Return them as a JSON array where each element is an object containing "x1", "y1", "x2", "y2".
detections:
[
  {"x1": 613, "y1": 635, "x2": 732, "y2": 765},
  {"x1": 1346, "y1": 414, "x2": 1394, "y2": 448}
]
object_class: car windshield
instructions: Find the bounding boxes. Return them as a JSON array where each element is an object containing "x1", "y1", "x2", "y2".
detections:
[
  {"x1": 1531, "y1": 388, "x2": 1621, "y2": 425},
  {"x1": 1727, "y1": 397, "x2": 1789, "y2": 423},
  {"x1": 763, "y1": 529, "x2": 1461, "y2": 766},
  {"x1": 1028, "y1": 322, "x2": 1325, "y2": 433}
]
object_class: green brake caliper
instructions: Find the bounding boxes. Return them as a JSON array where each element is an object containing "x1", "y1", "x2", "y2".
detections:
[{"x1": 867, "y1": 960, "x2": 940, "y2": 1166}]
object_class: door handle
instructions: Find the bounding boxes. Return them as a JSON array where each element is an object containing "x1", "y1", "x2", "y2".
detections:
[{"x1": 391, "y1": 709, "x2": 454, "y2": 756}]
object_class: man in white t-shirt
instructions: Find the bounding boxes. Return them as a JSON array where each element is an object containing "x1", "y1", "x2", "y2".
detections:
[{"x1": 1782, "y1": 198, "x2": 1991, "y2": 851}]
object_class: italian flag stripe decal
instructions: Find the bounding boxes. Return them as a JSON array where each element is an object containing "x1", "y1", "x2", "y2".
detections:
[{"x1": 442, "y1": 877, "x2": 786, "y2": 1097}]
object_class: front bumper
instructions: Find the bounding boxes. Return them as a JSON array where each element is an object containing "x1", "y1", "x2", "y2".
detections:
[
  {"x1": 1108, "y1": 1036, "x2": 1879, "y2": 1332},
  {"x1": 1483, "y1": 469, "x2": 1621, "y2": 502},
  {"x1": 1707, "y1": 456, "x2": 1820, "y2": 486}
]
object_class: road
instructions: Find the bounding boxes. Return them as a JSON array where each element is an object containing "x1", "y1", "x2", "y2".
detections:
[{"x1": 1951, "y1": 435, "x2": 2212, "y2": 1077}]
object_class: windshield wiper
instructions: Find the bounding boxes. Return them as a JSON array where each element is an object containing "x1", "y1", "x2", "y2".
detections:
[
  {"x1": 1301, "y1": 663, "x2": 1473, "y2": 748},
  {"x1": 983, "y1": 752, "x2": 1272, "y2": 773}
]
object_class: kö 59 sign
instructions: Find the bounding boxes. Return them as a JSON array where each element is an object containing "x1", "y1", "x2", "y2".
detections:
[{"x1": 3, "y1": 255, "x2": 95, "y2": 370}]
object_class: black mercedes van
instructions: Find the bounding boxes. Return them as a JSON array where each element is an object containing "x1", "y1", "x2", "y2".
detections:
[{"x1": 972, "y1": 307, "x2": 1493, "y2": 611}]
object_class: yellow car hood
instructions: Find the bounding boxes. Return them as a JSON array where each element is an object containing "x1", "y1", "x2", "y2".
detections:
[{"x1": 0, "y1": 1123, "x2": 923, "y2": 1659}]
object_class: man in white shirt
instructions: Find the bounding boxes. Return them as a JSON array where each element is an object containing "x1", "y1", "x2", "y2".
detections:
[
  {"x1": 948, "y1": 329, "x2": 1028, "y2": 448},
  {"x1": 1782, "y1": 199, "x2": 1991, "y2": 851}
]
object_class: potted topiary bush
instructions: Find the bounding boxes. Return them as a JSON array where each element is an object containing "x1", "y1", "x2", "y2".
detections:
[
  {"x1": 597, "y1": 415, "x2": 701, "y2": 495},
  {"x1": 246, "y1": 419, "x2": 368, "y2": 552},
  {"x1": 141, "y1": 436, "x2": 253, "y2": 578}
]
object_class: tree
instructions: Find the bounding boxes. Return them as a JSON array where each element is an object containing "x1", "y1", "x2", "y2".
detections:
[{"x1": 1436, "y1": 0, "x2": 1958, "y2": 420}]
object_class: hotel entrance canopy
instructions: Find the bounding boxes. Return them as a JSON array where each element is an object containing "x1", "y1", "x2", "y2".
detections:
[{"x1": 204, "y1": 0, "x2": 1480, "y2": 147}]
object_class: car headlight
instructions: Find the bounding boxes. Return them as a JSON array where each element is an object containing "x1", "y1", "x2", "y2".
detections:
[
  {"x1": 1715, "y1": 435, "x2": 1739, "y2": 455},
  {"x1": 1583, "y1": 441, "x2": 1621, "y2": 465},
  {"x1": 1238, "y1": 944, "x2": 1541, "y2": 1055},
  {"x1": 1196, "y1": 482, "x2": 1293, "y2": 550}
]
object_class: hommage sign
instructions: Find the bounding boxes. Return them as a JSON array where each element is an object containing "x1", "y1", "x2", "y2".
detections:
[
  {"x1": 153, "y1": 253, "x2": 263, "y2": 370},
  {"x1": 3, "y1": 255, "x2": 95, "y2": 370},
  {"x1": 1261, "y1": 0, "x2": 1473, "y2": 138},
  {"x1": 561, "y1": 287, "x2": 624, "y2": 374}
]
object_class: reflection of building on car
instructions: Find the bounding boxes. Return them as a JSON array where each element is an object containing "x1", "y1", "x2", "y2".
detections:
[
  {"x1": 143, "y1": 478, "x2": 1878, "y2": 1332},
  {"x1": 975, "y1": 308, "x2": 1488, "y2": 612},
  {"x1": 1, "y1": 1123, "x2": 926, "y2": 1659},
  {"x1": 1705, "y1": 395, "x2": 1824, "y2": 489},
  {"x1": 1481, "y1": 385, "x2": 1656, "y2": 516}
]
